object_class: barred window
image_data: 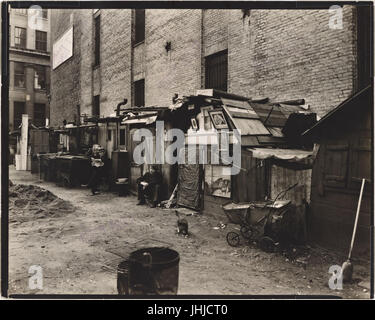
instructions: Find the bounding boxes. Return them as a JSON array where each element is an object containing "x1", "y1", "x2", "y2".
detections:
[
  {"x1": 14, "y1": 62, "x2": 25, "y2": 88},
  {"x1": 134, "y1": 9, "x2": 145, "y2": 44},
  {"x1": 35, "y1": 30, "x2": 47, "y2": 51},
  {"x1": 205, "y1": 50, "x2": 228, "y2": 92},
  {"x1": 34, "y1": 65, "x2": 46, "y2": 90},
  {"x1": 14, "y1": 27, "x2": 26, "y2": 49}
]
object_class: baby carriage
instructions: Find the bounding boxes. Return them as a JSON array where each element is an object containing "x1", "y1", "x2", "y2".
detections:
[{"x1": 222, "y1": 183, "x2": 298, "y2": 252}]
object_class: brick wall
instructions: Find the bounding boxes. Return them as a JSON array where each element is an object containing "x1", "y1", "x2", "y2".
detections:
[
  {"x1": 50, "y1": 9, "x2": 81, "y2": 127},
  {"x1": 100, "y1": 9, "x2": 132, "y2": 116},
  {"x1": 203, "y1": 9, "x2": 229, "y2": 57},
  {"x1": 145, "y1": 9, "x2": 202, "y2": 107},
  {"x1": 50, "y1": 7, "x2": 359, "y2": 123},
  {"x1": 228, "y1": 7, "x2": 357, "y2": 117}
]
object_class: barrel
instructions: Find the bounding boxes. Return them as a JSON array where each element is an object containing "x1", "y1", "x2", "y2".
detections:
[
  {"x1": 117, "y1": 260, "x2": 130, "y2": 295},
  {"x1": 127, "y1": 247, "x2": 179, "y2": 295}
]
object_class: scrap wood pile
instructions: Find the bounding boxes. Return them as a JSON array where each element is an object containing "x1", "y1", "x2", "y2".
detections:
[{"x1": 8, "y1": 180, "x2": 75, "y2": 223}]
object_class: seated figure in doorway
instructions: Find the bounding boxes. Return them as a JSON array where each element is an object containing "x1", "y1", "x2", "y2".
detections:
[{"x1": 137, "y1": 165, "x2": 162, "y2": 208}]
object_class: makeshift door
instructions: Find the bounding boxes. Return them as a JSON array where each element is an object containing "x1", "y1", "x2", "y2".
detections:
[
  {"x1": 177, "y1": 163, "x2": 203, "y2": 210},
  {"x1": 177, "y1": 146, "x2": 203, "y2": 210}
]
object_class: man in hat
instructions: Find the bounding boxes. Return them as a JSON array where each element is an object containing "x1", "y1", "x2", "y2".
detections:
[
  {"x1": 136, "y1": 165, "x2": 162, "y2": 207},
  {"x1": 84, "y1": 144, "x2": 106, "y2": 195}
]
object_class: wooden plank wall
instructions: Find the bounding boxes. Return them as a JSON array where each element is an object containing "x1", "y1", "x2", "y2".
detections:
[
  {"x1": 232, "y1": 149, "x2": 267, "y2": 203},
  {"x1": 270, "y1": 165, "x2": 312, "y2": 203}
]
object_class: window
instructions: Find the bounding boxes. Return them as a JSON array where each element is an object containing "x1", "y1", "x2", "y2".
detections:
[
  {"x1": 92, "y1": 95, "x2": 100, "y2": 117},
  {"x1": 14, "y1": 62, "x2": 25, "y2": 88},
  {"x1": 134, "y1": 9, "x2": 145, "y2": 44},
  {"x1": 134, "y1": 79, "x2": 145, "y2": 107},
  {"x1": 13, "y1": 101, "x2": 25, "y2": 129},
  {"x1": 35, "y1": 30, "x2": 47, "y2": 51},
  {"x1": 34, "y1": 103, "x2": 46, "y2": 127},
  {"x1": 94, "y1": 15, "x2": 100, "y2": 66},
  {"x1": 41, "y1": 9, "x2": 48, "y2": 19},
  {"x1": 119, "y1": 129, "x2": 126, "y2": 146},
  {"x1": 34, "y1": 65, "x2": 46, "y2": 90},
  {"x1": 14, "y1": 27, "x2": 26, "y2": 49},
  {"x1": 205, "y1": 50, "x2": 228, "y2": 92},
  {"x1": 14, "y1": 9, "x2": 27, "y2": 15}
]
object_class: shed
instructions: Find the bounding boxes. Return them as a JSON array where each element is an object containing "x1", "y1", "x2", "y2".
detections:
[
  {"x1": 175, "y1": 90, "x2": 317, "y2": 219},
  {"x1": 302, "y1": 85, "x2": 372, "y2": 256}
]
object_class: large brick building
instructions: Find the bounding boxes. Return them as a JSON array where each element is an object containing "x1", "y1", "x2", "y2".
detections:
[
  {"x1": 9, "y1": 7, "x2": 51, "y2": 131},
  {"x1": 50, "y1": 6, "x2": 370, "y2": 127}
]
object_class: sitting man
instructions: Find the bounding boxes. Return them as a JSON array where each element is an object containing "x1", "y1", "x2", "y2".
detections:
[{"x1": 137, "y1": 165, "x2": 162, "y2": 207}]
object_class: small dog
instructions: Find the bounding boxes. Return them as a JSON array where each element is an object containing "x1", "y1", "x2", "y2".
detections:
[{"x1": 175, "y1": 210, "x2": 188, "y2": 236}]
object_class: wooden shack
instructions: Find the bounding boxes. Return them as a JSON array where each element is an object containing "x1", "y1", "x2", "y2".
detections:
[
  {"x1": 173, "y1": 90, "x2": 316, "y2": 219},
  {"x1": 302, "y1": 85, "x2": 372, "y2": 256}
]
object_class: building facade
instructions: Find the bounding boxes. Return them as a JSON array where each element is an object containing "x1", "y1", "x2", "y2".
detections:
[
  {"x1": 50, "y1": 7, "x2": 368, "y2": 127},
  {"x1": 9, "y1": 7, "x2": 51, "y2": 131}
]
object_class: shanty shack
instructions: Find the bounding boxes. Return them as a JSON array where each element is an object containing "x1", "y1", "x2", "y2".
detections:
[
  {"x1": 166, "y1": 89, "x2": 317, "y2": 229},
  {"x1": 303, "y1": 85, "x2": 372, "y2": 256}
]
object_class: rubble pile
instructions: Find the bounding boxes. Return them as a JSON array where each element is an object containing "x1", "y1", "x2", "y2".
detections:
[{"x1": 9, "y1": 183, "x2": 75, "y2": 223}]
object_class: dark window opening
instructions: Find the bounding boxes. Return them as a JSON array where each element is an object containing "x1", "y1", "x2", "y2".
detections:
[
  {"x1": 34, "y1": 103, "x2": 46, "y2": 127},
  {"x1": 134, "y1": 9, "x2": 145, "y2": 44},
  {"x1": 92, "y1": 95, "x2": 100, "y2": 117},
  {"x1": 35, "y1": 30, "x2": 47, "y2": 51},
  {"x1": 14, "y1": 27, "x2": 26, "y2": 49},
  {"x1": 134, "y1": 79, "x2": 145, "y2": 107},
  {"x1": 76, "y1": 104, "x2": 81, "y2": 124},
  {"x1": 205, "y1": 50, "x2": 228, "y2": 92},
  {"x1": 107, "y1": 129, "x2": 112, "y2": 141},
  {"x1": 14, "y1": 101, "x2": 25, "y2": 129},
  {"x1": 120, "y1": 129, "x2": 126, "y2": 145},
  {"x1": 94, "y1": 15, "x2": 101, "y2": 66},
  {"x1": 41, "y1": 9, "x2": 48, "y2": 19},
  {"x1": 14, "y1": 62, "x2": 25, "y2": 88},
  {"x1": 34, "y1": 65, "x2": 46, "y2": 90}
]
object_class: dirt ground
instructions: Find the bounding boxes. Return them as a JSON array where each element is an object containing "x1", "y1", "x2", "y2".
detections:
[{"x1": 6, "y1": 165, "x2": 371, "y2": 298}]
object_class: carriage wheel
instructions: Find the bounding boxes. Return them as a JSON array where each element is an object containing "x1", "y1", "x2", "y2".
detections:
[
  {"x1": 240, "y1": 226, "x2": 253, "y2": 239},
  {"x1": 258, "y1": 236, "x2": 276, "y2": 253},
  {"x1": 226, "y1": 232, "x2": 240, "y2": 247}
]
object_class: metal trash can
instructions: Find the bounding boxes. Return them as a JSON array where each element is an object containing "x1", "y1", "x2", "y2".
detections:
[
  {"x1": 127, "y1": 247, "x2": 179, "y2": 295},
  {"x1": 117, "y1": 260, "x2": 130, "y2": 295}
]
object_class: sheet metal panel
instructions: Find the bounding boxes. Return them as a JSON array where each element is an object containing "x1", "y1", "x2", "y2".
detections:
[{"x1": 223, "y1": 106, "x2": 269, "y2": 136}]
